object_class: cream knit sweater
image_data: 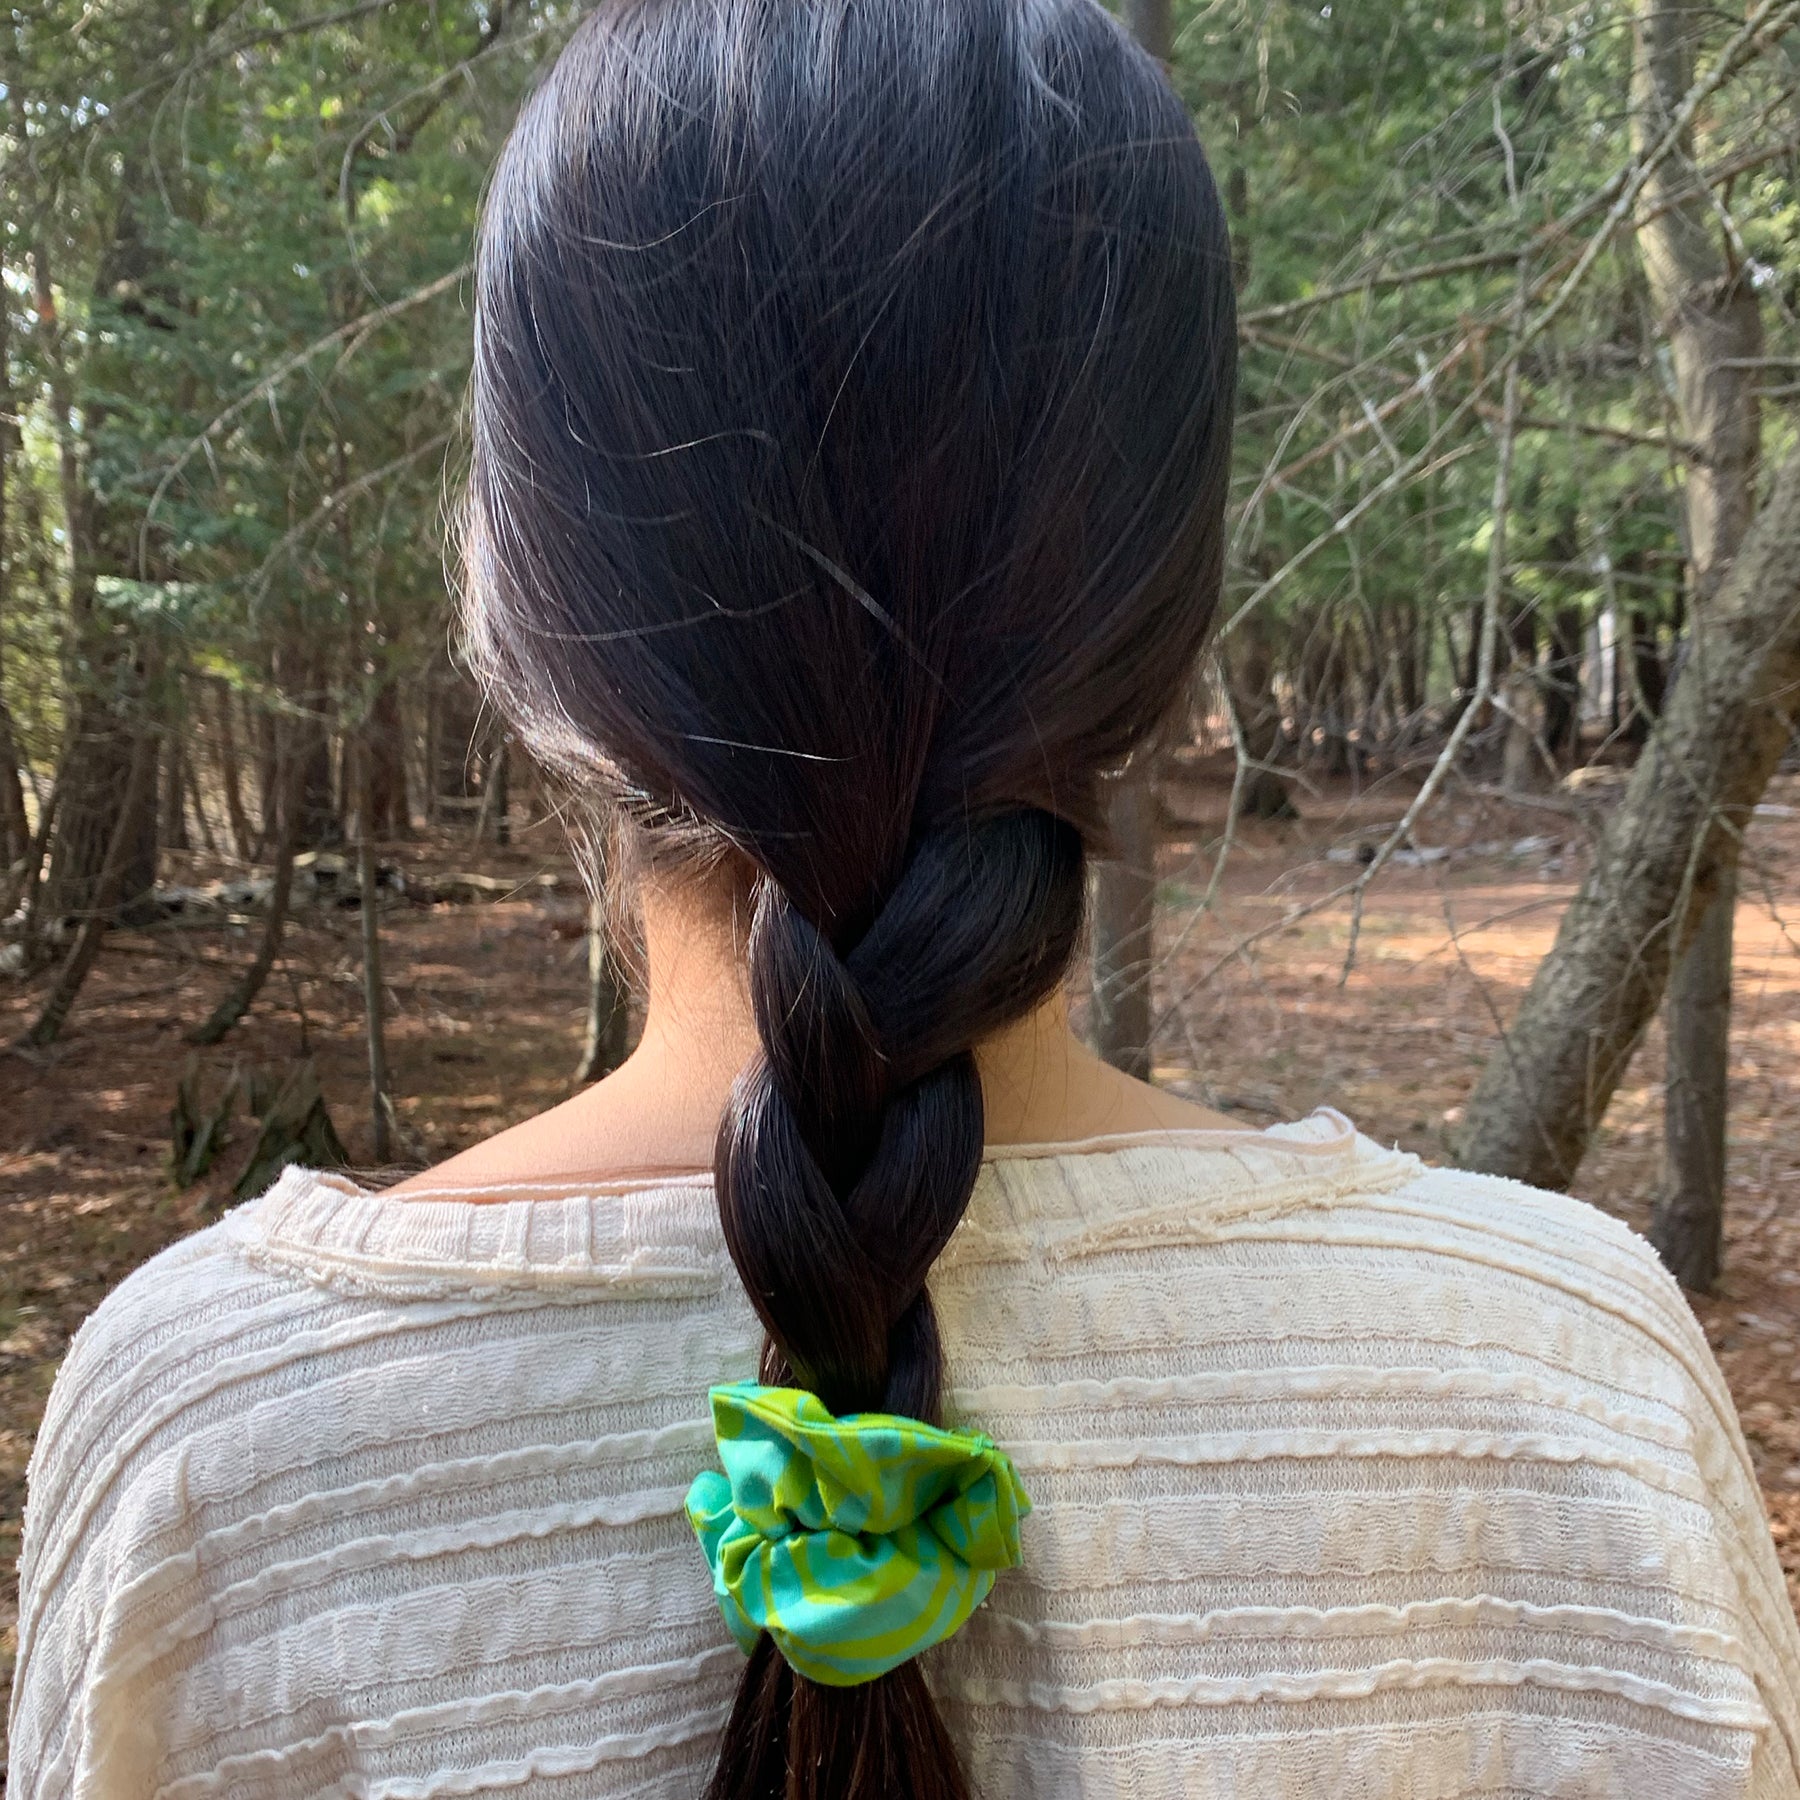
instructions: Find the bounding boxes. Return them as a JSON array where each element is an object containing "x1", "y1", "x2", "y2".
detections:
[{"x1": 12, "y1": 1111, "x2": 1800, "y2": 1799}]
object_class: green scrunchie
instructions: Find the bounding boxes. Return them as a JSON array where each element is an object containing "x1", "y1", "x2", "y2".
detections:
[{"x1": 684, "y1": 1381, "x2": 1031, "y2": 1687}]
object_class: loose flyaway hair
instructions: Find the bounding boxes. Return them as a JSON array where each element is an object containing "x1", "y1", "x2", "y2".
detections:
[{"x1": 465, "y1": 0, "x2": 1235, "y2": 1792}]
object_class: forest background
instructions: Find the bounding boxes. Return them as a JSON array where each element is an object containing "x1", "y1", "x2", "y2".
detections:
[{"x1": 5, "y1": 0, "x2": 1800, "y2": 1732}]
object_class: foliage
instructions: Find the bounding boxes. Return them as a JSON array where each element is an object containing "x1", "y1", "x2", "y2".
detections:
[{"x1": 1, "y1": 0, "x2": 1797, "y2": 797}]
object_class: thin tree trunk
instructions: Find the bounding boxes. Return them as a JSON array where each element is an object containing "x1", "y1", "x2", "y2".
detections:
[
  {"x1": 1227, "y1": 613, "x2": 1296, "y2": 819},
  {"x1": 39, "y1": 690, "x2": 160, "y2": 929},
  {"x1": 434, "y1": 658, "x2": 482, "y2": 820},
  {"x1": 211, "y1": 682, "x2": 255, "y2": 860},
  {"x1": 29, "y1": 194, "x2": 159, "y2": 933},
  {"x1": 159, "y1": 693, "x2": 190, "y2": 852},
  {"x1": 9, "y1": 752, "x2": 64, "y2": 938},
  {"x1": 0, "y1": 694, "x2": 29, "y2": 875},
  {"x1": 185, "y1": 754, "x2": 219, "y2": 857},
  {"x1": 475, "y1": 733, "x2": 510, "y2": 843},
  {"x1": 18, "y1": 719, "x2": 159, "y2": 1048},
  {"x1": 188, "y1": 747, "x2": 301, "y2": 1045},
  {"x1": 1631, "y1": 0, "x2": 1763, "y2": 1289},
  {"x1": 253, "y1": 695, "x2": 279, "y2": 857},
  {"x1": 296, "y1": 701, "x2": 340, "y2": 849},
  {"x1": 1394, "y1": 597, "x2": 1423, "y2": 733},
  {"x1": 1456, "y1": 450, "x2": 1800, "y2": 1190},
  {"x1": 1543, "y1": 607, "x2": 1583, "y2": 766},
  {"x1": 1091, "y1": 768, "x2": 1157, "y2": 1080},
  {"x1": 0, "y1": 273, "x2": 30, "y2": 871},
  {"x1": 1500, "y1": 666, "x2": 1546, "y2": 793},
  {"x1": 1501, "y1": 612, "x2": 1545, "y2": 793},
  {"x1": 366, "y1": 678, "x2": 410, "y2": 838},
  {"x1": 1656, "y1": 861, "x2": 1732, "y2": 1290},
  {"x1": 574, "y1": 897, "x2": 630, "y2": 1084},
  {"x1": 356, "y1": 738, "x2": 391, "y2": 1162}
]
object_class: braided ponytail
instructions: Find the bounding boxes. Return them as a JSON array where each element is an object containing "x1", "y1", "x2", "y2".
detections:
[
  {"x1": 466, "y1": 0, "x2": 1235, "y2": 1792},
  {"x1": 707, "y1": 813, "x2": 1084, "y2": 1794}
]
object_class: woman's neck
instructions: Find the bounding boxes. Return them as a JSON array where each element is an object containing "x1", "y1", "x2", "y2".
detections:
[{"x1": 391, "y1": 873, "x2": 1238, "y2": 1195}]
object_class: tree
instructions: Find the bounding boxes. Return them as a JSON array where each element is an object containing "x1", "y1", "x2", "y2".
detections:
[
  {"x1": 1630, "y1": 0, "x2": 1766, "y2": 1290},
  {"x1": 1457, "y1": 449, "x2": 1800, "y2": 1195}
]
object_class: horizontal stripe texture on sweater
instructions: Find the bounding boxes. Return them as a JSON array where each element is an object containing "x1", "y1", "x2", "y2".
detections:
[{"x1": 11, "y1": 1111, "x2": 1800, "y2": 1799}]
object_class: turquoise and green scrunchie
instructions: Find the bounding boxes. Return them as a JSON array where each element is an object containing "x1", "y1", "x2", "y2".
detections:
[{"x1": 685, "y1": 1381, "x2": 1031, "y2": 1687}]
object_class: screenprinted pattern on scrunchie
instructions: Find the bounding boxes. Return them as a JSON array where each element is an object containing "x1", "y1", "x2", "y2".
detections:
[{"x1": 685, "y1": 1380, "x2": 1031, "y2": 1687}]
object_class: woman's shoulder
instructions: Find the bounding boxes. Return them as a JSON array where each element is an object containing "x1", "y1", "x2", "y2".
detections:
[
  {"x1": 8, "y1": 1165, "x2": 762, "y2": 1793},
  {"x1": 977, "y1": 1106, "x2": 1667, "y2": 1284},
  {"x1": 28, "y1": 1202, "x2": 305, "y2": 1497},
  {"x1": 15, "y1": 1159, "x2": 743, "y2": 1585},
  {"x1": 12, "y1": 1191, "x2": 337, "y2": 1754},
  {"x1": 963, "y1": 1112, "x2": 1730, "y2": 1445},
  {"x1": 20, "y1": 1183, "x2": 347, "y2": 1571}
]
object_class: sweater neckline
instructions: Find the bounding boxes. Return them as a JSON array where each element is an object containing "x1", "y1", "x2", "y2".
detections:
[{"x1": 223, "y1": 1109, "x2": 1388, "y2": 1299}]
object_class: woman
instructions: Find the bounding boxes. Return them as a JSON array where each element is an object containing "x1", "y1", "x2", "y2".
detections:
[{"x1": 13, "y1": 1, "x2": 1800, "y2": 1795}]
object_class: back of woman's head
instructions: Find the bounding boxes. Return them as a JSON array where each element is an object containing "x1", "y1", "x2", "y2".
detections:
[{"x1": 466, "y1": 0, "x2": 1234, "y2": 1791}]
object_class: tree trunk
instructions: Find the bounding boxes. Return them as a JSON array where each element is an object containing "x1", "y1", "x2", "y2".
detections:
[
  {"x1": 1501, "y1": 612, "x2": 1545, "y2": 793},
  {"x1": 0, "y1": 276, "x2": 30, "y2": 872},
  {"x1": 159, "y1": 696, "x2": 190, "y2": 852},
  {"x1": 1542, "y1": 606, "x2": 1583, "y2": 766},
  {"x1": 30, "y1": 185, "x2": 164, "y2": 933},
  {"x1": 0, "y1": 693, "x2": 29, "y2": 876},
  {"x1": 40, "y1": 680, "x2": 160, "y2": 929},
  {"x1": 1622, "y1": 609, "x2": 1666, "y2": 744},
  {"x1": 356, "y1": 737, "x2": 391, "y2": 1162},
  {"x1": 18, "y1": 716, "x2": 160, "y2": 1048},
  {"x1": 296, "y1": 705, "x2": 340, "y2": 848},
  {"x1": 1655, "y1": 861, "x2": 1732, "y2": 1290},
  {"x1": 1500, "y1": 667, "x2": 1545, "y2": 793},
  {"x1": 185, "y1": 753, "x2": 219, "y2": 857},
  {"x1": 211, "y1": 682, "x2": 255, "y2": 861},
  {"x1": 1394, "y1": 598, "x2": 1424, "y2": 733},
  {"x1": 574, "y1": 897, "x2": 631, "y2": 1084},
  {"x1": 1448, "y1": 595, "x2": 1486, "y2": 733},
  {"x1": 188, "y1": 744, "x2": 301, "y2": 1045},
  {"x1": 433, "y1": 657, "x2": 483, "y2": 821},
  {"x1": 8, "y1": 754, "x2": 64, "y2": 939},
  {"x1": 366, "y1": 678, "x2": 410, "y2": 838},
  {"x1": 1456, "y1": 449, "x2": 1800, "y2": 1190},
  {"x1": 1631, "y1": 0, "x2": 1763, "y2": 1289},
  {"x1": 1091, "y1": 768, "x2": 1157, "y2": 1080},
  {"x1": 253, "y1": 697, "x2": 279, "y2": 856},
  {"x1": 1227, "y1": 615, "x2": 1297, "y2": 819},
  {"x1": 475, "y1": 733, "x2": 511, "y2": 843}
]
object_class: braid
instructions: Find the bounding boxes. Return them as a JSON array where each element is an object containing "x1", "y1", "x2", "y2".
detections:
[{"x1": 706, "y1": 809, "x2": 1086, "y2": 1798}]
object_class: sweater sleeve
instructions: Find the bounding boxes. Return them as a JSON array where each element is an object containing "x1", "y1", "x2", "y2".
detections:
[
  {"x1": 1675, "y1": 1310, "x2": 1800, "y2": 1795},
  {"x1": 8, "y1": 1222, "x2": 293, "y2": 1800},
  {"x1": 1558, "y1": 1195, "x2": 1800, "y2": 1796}
]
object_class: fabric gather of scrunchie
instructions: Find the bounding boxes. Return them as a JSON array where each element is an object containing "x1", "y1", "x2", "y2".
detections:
[{"x1": 684, "y1": 1380, "x2": 1031, "y2": 1687}]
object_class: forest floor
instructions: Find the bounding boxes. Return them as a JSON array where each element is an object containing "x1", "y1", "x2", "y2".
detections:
[{"x1": 6, "y1": 763, "x2": 1800, "y2": 1731}]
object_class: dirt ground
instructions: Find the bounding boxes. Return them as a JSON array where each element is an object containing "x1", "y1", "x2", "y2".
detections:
[{"x1": 5, "y1": 766, "x2": 1800, "y2": 1740}]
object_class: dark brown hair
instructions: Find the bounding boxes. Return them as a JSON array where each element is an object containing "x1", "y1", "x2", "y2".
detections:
[{"x1": 465, "y1": 0, "x2": 1234, "y2": 1792}]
